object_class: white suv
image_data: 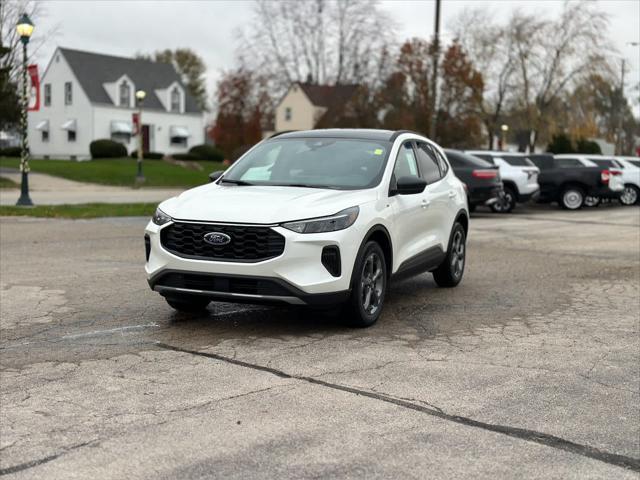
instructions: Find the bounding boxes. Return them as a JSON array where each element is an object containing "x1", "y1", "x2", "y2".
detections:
[
  {"x1": 145, "y1": 129, "x2": 469, "y2": 327},
  {"x1": 465, "y1": 151, "x2": 540, "y2": 213}
]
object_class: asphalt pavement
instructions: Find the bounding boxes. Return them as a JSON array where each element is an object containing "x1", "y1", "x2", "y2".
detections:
[{"x1": 0, "y1": 205, "x2": 638, "y2": 479}]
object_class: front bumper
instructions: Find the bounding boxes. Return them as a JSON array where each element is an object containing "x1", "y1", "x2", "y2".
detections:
[{"x1": 145, "y1": 220, "x2": 361, "y2": 304}]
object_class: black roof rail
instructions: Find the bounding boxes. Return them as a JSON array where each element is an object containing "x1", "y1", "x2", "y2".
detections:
[
  {"x1": 269, "y1": 130, "x2": 298, "y2": 139},
  {"x1": 389, "y1": 130, "x2": 426, "y2": 142}
]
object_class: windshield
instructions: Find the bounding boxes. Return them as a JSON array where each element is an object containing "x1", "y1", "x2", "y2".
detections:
[{"x1": 222, "y1": 138, "x2": 392, "y2": 190}]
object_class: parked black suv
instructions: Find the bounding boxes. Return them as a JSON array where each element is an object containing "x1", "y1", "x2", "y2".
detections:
[{"x1": 445, "y1": 149, "x2": 503, "y2": 212}]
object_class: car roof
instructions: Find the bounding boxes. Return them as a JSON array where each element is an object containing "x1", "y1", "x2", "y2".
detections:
[
  {"x1": 465, "y1": 150, "x2": 526, "y2": 156},
  {"x1": 272, "y1": 129, "x2": 397, "y2": 142}
]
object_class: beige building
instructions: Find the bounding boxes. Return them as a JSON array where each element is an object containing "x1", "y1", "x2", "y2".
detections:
[{"x1": 265, "y1": 82, "x2": 358, "y2": 138}]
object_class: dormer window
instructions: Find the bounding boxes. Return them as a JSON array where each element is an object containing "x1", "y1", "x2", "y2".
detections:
[
  {"x1": 170, "y1": 86, "x2": 181, "y2": 113},
  {"x1": 119, "y1": 80, "x2": 131, "y2": 107}
]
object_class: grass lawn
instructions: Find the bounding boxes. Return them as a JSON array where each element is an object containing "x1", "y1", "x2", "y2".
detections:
[
  {"x1": 0, "y1": 176, "x2": 18, "y2": 188},
  {"x1": 0, "y1": 203, "x2": 157, "y2": 219},
  {"x1": 0, "y1": 157, "x2": 225, "y2": 188}
]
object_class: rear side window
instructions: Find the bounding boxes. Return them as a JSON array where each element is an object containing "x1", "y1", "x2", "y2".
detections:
[
  {"x1": 393, "y1": 142, "x2": 420, "y2": 179},
  {"x1": 588, "y1": 158, "x2": 618, "y2": 168},
  {"x1": 501, "y1": 155, "x2": 535, "y2": 167},
  {"x1": 554, "y1": 158, "x2": 584, "y2": 168},
  {"x1": 415, "y1": 142, "x2": 442, "y2": 183}
]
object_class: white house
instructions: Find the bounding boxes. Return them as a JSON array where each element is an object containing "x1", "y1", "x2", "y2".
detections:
[
  {"x1": 265, "y1": 82, "x2": 358, "y2": 138},
  {"x1": 28, "y1": 47, "x2": 205, "y2": 160}
]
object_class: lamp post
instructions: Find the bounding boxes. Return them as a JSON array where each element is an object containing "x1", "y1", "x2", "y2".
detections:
[
  {"x1": 135, "y1": 89, "x2": 146, "y2": 183},
  {"x1": 500, "y1": 124, "x2": 509, "y2": 151},
  {"x1": 15, "y1": 13, "x2": 34, "y2": 206}
]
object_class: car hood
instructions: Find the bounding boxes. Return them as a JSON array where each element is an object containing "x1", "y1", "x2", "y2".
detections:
[{"x1": 160, "y1": 184, "x2": 377, "y2": 224}]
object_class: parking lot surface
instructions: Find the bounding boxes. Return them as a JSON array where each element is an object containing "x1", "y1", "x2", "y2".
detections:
[{"x1": 1, "y1": 206, "x2": 639, "y2": 479}]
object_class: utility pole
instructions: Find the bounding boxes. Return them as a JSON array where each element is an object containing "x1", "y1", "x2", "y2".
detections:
[
  {"x1": 429, "y1": 0, "x2": 441, "y2": 140},
  {"x1": 616, "y1": 59, "x2": 625, "y2": 155}
]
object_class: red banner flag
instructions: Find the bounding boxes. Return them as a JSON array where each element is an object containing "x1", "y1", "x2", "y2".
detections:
[
  {"x1": 132, "y1": 112, "x2": 140, "y2": 135},
  {"x1": 27, "y1": 64, "x2": 40, "y2": 111}
]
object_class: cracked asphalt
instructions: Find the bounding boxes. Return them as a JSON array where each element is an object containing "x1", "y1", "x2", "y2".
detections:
[{"x1": 0, "y1": 205, "x2": 639, "y2": 479}]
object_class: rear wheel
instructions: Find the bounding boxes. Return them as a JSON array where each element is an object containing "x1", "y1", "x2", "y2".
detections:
[
  {"x1": 584, "y1": 196, "x2": 600, "y2": 207},
  {"x1": 491, "y1": 186, "x2": 516, "y2": 213},
  {"x1": 342, "y1": 241, "x2": 387, "y2": 328},
  {"x1": 560, "y1": 186, "x2": 584, "y2": 210},
  {"x1": 620, "y1": 184, "x2": 639, "y2": 206},
  {"x1": 165, "y1": 296, "x2": 210, "y2": 313},
  {"x1": 433, "y1": 223, "x2": 466, "y2": 288}
]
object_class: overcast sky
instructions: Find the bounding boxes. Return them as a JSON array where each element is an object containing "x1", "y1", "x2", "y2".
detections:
[{"x1": 31, "y1": 0, "x2": 640, "y2": 115}]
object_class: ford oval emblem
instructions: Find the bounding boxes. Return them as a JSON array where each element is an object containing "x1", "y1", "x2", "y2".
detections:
[{"x1": 203, "y1": 232, "x2": 231, "y2": 246}]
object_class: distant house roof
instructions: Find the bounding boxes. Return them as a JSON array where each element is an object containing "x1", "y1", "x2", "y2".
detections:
[
  {"x1": 298, "y1": 83, "x2": 359, "y2": 109},
  {"x1": 58, "y1": 47, "x2": 201, "y2": 113}
]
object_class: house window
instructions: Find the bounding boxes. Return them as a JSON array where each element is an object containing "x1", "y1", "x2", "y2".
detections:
[
  {"x1": 64, "y1": 82, "x2": 72, "y2": 105},
  {"x1": 111, "y1": 132, "x2": 130, "y2": 144},
  {"x1": 42, "y1": 130, "x2": 49, "y2": 142},
  {"x1": 170, "y1": 136, "x2": 187, "y2": 147},
  {"x1": 119, "y1": 81, "x2": 131, "y2": 107},
  {"x1": 285, "y1": 107, "x2": 292, "y2": 121},
  {"x1": 67, "y1": 130, "x2": 76, "y2": 142},
  {"x1": 44, "y1": 84, "x2": 51, "y2": 106},
  {"x1": 170, "y1": 87, "x2": 181, "y2": 112}
]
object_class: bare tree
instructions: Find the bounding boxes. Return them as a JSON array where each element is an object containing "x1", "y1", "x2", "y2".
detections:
[
  {"x1": 509, "y1": 1, "x2": 612, "y2": 151},
  {"x1": 239, "y1": 0, "x2": 396, "y2": 94},
  {"x1": 0, "y1": 0, "x2": 57, "y2": 81}
]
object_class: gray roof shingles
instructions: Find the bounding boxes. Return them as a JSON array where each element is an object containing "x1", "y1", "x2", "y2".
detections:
[{"x1": 59, "y1": 47, "x2": 201, "y2": 113}]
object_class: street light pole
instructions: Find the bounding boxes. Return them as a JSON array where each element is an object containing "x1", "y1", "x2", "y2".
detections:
[
  {"x1": 15, "y1": 14, "x2": 34, "y2": 206},
  {"x1": 135, "y1": 89, "x2": 146, "y2": 183},
  {"x1": 500, "y1": 124, "x2": 509, "y2": 151}
]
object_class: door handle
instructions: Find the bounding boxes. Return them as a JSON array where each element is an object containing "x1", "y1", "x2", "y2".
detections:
[
  {"x1": 422, "y1": 199, "x2": 431, "y2": 209},
  {"x1": 448, "y1": 190, "x2": 456, "y2": 198}
]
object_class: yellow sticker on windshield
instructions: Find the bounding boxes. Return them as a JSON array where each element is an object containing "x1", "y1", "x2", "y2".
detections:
[{"x1": 374, "y1": 148, "x2": 384, "y2": 155}]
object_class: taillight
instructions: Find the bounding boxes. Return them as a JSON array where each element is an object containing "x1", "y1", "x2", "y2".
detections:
[
  {"x1": 601, "y1": 170, "x2": 610, "y2": 183},
  {"x1": 472, "y1": 169, "x2": 498, "y2": 179}
]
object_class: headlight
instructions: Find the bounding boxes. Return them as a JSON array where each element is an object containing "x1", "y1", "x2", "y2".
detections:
[
  {"x1": 282, "y1": 206, "x2": 359, "y2": 234},
  {"x1": 152, "y1": 208, "x2": 172, "y2": 226}
]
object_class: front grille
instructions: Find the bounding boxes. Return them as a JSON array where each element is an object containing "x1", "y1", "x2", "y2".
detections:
[
  {"x1": 160, "y1": 222, "x2": 285, "y2": 262},
  {"x1": 155, "y1": 272, "x2": 292, "y2": 296}
]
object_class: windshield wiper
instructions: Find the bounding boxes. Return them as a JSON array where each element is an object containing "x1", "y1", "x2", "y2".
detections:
[
  {"x1": 220, "y1": 178, "x2": 255, "y2": 186},
  {"x1": 275, "y1": 183, "x2": 337, "y2": 189}
]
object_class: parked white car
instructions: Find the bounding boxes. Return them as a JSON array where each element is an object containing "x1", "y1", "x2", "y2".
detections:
[
  {"x1": 465, "y1": 151, "x2": 540, "y2": 213},
  {"x1": 614, "y1": 157, "x2": 640, "y2": 206},
  {"x1": 145, "y1": 129, "x2": 469, "y2": 327},
  {"x1": 577, "y1": 156, "x2": 631, "y2": 206}
]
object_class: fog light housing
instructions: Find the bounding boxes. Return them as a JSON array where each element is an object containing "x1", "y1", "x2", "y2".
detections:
[
  {"x1": 144, "y1": 234, "x2": 151, "y2": 261},
  {"x1": 321, "y1": 246, "x2": 341, "y2": 277}
]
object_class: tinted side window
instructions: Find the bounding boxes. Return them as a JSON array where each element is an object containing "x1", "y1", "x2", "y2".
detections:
[
  {"x1": 393, "y1": 142, "x2": 420, "y2": 179},
  {"x1": 555, "y1": 158, "x2": 583, "y2": 168},
  {"x1": 588, "y1": 158, "x2": 616, "y2": 168},
  {"x1": 434, "y1": 147, "x2": 449, "y2": 175},
  {"x1": 416, "y1": 143, "x2": 442, "y2": 183}
]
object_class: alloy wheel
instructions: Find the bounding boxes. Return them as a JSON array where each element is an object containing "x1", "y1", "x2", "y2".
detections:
[
  {"x1": 492, "y1": 191, "x2": 513, "y2": 213},
  {"x1": 450, "y1": 230, "x2": 465, "y2": 279},
  {"x1": 361, "y1": 252, "x2": 384, "y2": 316},
  {"x1": 620, "y1": 186, "x2": 638, "y2": 206},
  {"x1": 563, "y1": 189, "x2": 583, "y2": 209}
]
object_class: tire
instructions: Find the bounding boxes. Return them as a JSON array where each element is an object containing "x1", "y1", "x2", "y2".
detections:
[
  {"x1": 619, "y1": 184, "x2": 640, "y2": 206},
  {"x1": 342, "y1": 241, "x2": 387, "y2": 328},
  {"x1": 165, "y1": 296, "x2": 210, "y2": 313},
  {"x1": 433, "y1": 223, "x2": 466, "y2": 288},
  {"x1": 490, "y1": 186, "x2": 516, "y2": 213},
  {"x1": 584, "y1": 196, "x2": 601, "y2": 207},
  {"x1": 560, "y1": 185, "x2": 584, "y2": 210}
]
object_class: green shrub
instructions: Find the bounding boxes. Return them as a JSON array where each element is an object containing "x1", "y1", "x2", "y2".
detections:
[
  {"x1": 172, "y1": 153, "x2": 198, "y2": 161},
  {"x1": 90, "y1": 139, "x2": 127, "y2": 159},
  {"x1": 575, "y1": 138, "x2": 602, "y2": 154},
  {"x1": 129, "y1": 151, "x2": 164, "y2": 160},
  {"x1": 0, "y1": 147, "x2": 22, "y2": 157},
  {"x1": 546, "y1": 133, "x2": 574, "y2": 154},
  {"x1": 188, "y1": 144, "x2": 224, "y2": 162}
]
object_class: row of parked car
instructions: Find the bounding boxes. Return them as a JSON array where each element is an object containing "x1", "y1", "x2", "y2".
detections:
[{"x1": 445, "y1": 150, "x2": 640, "y2": 212}]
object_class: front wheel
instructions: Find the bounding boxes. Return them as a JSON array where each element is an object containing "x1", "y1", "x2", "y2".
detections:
[
  {"x1": 620, "y1": 185, "x2": 640, "y2": 206},
  {"x1": 560, "y1": 186, "x2": 584, "y2": 210},
  {"x1": 342, "y1": 241, "x2": 387, "y2": 328},
  {"x1": 433, "y1": 223, "x2": 466, "y2": 288},
  {"x1": 491, "y1": 187, "x2": 516, "y2": 213}
]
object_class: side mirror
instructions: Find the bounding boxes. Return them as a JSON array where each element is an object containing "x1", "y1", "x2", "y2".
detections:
[
  {"x1": 209, "y1": 170, "x2": 224, "y2": 183},
  {"x1": 395, "y1": 176, "x2": 427, "y2": 195}
]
